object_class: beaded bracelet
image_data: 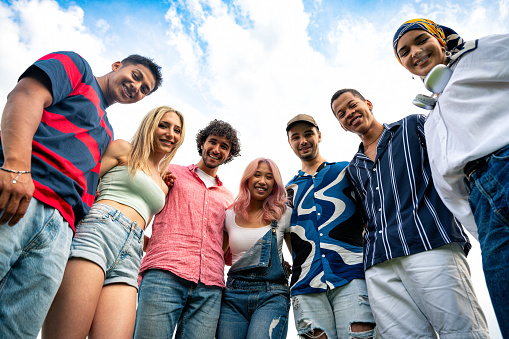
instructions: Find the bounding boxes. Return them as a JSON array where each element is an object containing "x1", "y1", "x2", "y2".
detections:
[{"x1": 0, "y1": 167, "x2": 32, "y2": 184}]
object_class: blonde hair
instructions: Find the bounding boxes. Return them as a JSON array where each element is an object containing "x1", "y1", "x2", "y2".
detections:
[{"x1": 128, "y1": 106, "x2": 185, "y2": 178}]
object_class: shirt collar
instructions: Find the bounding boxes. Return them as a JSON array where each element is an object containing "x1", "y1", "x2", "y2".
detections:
[{"x1": 187, "y1": 163, "x2": 224, "y2": 186}]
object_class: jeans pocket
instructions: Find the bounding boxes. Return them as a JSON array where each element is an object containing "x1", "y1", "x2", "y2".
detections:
[
  {"x1": 26, "y1": 208, "x2": 62, "y2": 250},
  {"x1": 492, "y1": 144, "x2": 509, "y2": 161}
]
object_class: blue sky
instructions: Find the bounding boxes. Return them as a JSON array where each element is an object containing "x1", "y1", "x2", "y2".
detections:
[{"x1": 0, "y1": 0, "x2": 507, "y2": 337}]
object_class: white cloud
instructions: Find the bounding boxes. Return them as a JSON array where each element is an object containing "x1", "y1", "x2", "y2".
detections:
[{"x1": 0, "y1": 1, "x2": 507, "y2": 337}]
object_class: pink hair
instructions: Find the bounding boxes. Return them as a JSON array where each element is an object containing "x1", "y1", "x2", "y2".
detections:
[{"x1": 232, "y1": 158, "x2": 287, "y2": 223}]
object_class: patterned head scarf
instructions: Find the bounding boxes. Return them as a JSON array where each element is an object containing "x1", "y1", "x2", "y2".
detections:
[{"x1": 393, "y1": 18, "x2": 464, "y2": 65}]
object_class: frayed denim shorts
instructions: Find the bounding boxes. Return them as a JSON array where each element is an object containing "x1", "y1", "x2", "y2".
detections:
[{"x1": 69, "y1": 203, "x2": 144, "y2": 289}]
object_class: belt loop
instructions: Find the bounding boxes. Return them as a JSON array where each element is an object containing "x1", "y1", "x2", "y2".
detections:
[
  {"x1": 266, "y1": 281, "x2": 270, "y2": 292},
  {"x1": 111, "y1": 210, "x2": 119, "y2": 221}
]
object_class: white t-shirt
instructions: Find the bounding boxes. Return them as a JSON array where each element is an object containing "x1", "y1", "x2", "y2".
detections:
[
  {"x1": 424, "y1": 34, "x2": 509, "y2": 240},
  {"x1": 195, "y1": 167, "x2": 217, "y2": 188},
  {"x1": 224, "y1": 208, "x2": 292, "y2": 265}
]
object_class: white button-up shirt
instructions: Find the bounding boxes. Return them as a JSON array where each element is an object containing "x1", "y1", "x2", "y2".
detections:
[{"x1": 424, "y1": 34, "x2": 509, "y2": 239}]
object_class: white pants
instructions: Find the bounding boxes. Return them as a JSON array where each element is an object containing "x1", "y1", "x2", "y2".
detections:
[{"x1": 365, "y1": 243, "x2": 489, "y2": 339}]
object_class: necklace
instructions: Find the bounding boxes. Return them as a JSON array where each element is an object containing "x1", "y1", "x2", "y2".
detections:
[{"x1": 363, "y1": 128, "x2": 384, "y2": 148}]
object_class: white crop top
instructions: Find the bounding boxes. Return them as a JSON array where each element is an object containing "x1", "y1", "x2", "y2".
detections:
[{"x1": 224, "y1": 208, "x2": 292, "y2": 265}]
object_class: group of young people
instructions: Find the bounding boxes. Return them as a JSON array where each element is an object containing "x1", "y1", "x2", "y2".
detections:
[{"x1": 0, "y1": 16, "x2": 507, "y2": 339}]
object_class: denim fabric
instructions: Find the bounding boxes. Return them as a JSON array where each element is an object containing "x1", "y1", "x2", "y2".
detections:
[
  {"x1": 70, "y1": 203, "x2": 144, "y2": 288},
  {"x1": 0, "y1": 198, "x2": 72, "y2": 338},
  {"x1": 217, "y1": 279, "x2": 290, "y2": 339},
  {"x1": 217, "y1": 221, "x2": 290, "y2": 339},
  {"x1": 134, "y1": 269, "x2": 223, "y2": 339},
  {"x1": 466, "y1": 143, "x2": 509, "y2": 338},
  {"x1": 291, "y1": 279, "x2": 375, "y2": 339}
]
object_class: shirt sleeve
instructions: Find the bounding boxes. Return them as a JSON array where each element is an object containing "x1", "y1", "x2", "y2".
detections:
[{"x1": 23, "y1": 51, "x2": 88, "y2": 105}]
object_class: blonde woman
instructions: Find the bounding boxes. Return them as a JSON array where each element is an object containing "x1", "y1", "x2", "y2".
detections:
[{"x1": 42, "y1": 106, "x2": 185, "y2": 339}]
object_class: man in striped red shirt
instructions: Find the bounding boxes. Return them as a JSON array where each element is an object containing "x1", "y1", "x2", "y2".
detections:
[{"x1": 0, "y1": 51, "x2": 162, "y2": 337}]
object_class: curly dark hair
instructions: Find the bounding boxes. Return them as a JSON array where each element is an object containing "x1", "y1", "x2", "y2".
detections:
[
  {"x1": 121, "y1": 54, "x2": 163, "y2": 95},
  {"x1": 196, "y1": 119, "x2": 241, "y2": 164}
]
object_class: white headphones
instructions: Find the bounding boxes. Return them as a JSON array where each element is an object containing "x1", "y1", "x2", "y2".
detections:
[{"x1": 413, "y1": 64, "x2": 453, "y2": 109}]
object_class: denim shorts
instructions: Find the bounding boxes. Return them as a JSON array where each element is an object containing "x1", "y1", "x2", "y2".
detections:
[
  {"x1": 69, "y1": 203, "x2": 144, "y2": 289},
  {"x1": 291, "y1": 279, "x2": 375, "y2": 339}
]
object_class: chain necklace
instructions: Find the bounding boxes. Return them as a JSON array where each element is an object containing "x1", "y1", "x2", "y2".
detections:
[{"x1": 363, "y1": 128, "x2": 384, "y2": 148}]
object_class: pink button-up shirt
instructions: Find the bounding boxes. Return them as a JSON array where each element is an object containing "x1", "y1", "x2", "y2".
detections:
[{"x1": 139, "y1": 164, "x2": 233, "y2": 287}]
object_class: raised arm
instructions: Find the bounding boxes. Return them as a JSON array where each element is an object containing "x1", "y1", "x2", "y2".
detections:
[
  {"x1": 98, "y1": 139, "x2": 131, "y2": 178},
  {"x1": 0, "y1": 71, "x2": 53, "y2": 226}
]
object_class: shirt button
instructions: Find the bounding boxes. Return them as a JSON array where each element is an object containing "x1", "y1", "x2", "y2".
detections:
[
  {"x1": 322, "y1": 254, "x2": 325, "y2": 258},
  {"x1": 317, "y1": 213, "x2": 321, "y2": 216},
  {"x1": 379, "y1": 230, "x2": 382, "y2": 234},
  {"x1": 378, "y1": 208, "x2": 381, "y2": 212},
  {"x1": 373, "y1": 168, "x2": 376, "y2": 172},
  {"x1": 320, "y1": 233, "x2": 323, "y2": 236},
  {"x1": 375, "y1": 187, "x2": 379, "y2": 190}
]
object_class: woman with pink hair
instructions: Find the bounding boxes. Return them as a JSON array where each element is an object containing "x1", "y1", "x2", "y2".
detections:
[{"x1": 216, "y1": 158, "x2": 292, "y2": 339}]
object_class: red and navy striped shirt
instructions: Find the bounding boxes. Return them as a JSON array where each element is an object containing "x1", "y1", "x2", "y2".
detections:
[
  {"x1": 346, "y1": 115, "x2": 470, "y2": 271},
  {"x1": 1, "y1": 51, "x2": 113, "y2": 229}
]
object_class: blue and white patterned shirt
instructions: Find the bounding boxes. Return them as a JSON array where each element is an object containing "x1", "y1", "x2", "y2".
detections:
[
  {"x1": 286, "y1": 162, "x2": 365, "y2": 296},
  {"x1": 346, "y1": 114, "x2": 470, "y2": 271}
]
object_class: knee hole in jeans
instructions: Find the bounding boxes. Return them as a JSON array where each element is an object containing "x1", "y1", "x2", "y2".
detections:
[
  {"x1": 297, "y1": 319, "x2": 327, "y2": 339},
  {"x1": 349, "y1": 322, "x2": 376, "y2": 339}
]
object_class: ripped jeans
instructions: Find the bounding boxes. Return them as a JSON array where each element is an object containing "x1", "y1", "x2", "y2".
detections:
[{"x1": 291, "y1": 279, "x2": 375, "y2": 339}]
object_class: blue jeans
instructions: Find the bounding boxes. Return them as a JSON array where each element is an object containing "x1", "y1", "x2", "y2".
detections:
[
  {"x1": 466, "y1": 144, "x2": 509, "y2": 338},
  {"x1": 292, "y1": 279, "x2": 375, "y2": 339},
  {"x1": 0, "y1": 198, "x2": 73, "y2": 338},
  {"x1": 134, "y1": 269, "x2": 223, "y2": 339},
  {"x1": 217, "y1": 279, "x2": 290, "y2": 339}
]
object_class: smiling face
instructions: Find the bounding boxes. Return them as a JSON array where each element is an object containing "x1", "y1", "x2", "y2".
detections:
[
  {"x1": 248, "y1": 162, "x2": 275, "y2": 202},
  {"x1": 154, "y1": 111, "x2": 182, "y2": 155},
  {"x1": 288, "y1": 122, "x2": 321, "y2": 161},
  {"x1": 331, "y1": 91, "x2": 374, "y2": 135},
  {"x1": 106, "y1": 62, "x2": 156, "y2": 105},
  {"x1": 396, "y1": 29, "x2": 447, "y2": 77},
  {"x1": 200, "y1": 134, "x2": 232, "y2": 170}
]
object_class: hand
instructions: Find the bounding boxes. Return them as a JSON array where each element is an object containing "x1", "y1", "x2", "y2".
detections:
[
  {"x1": 163, "y1": 171, "x2": 176, "y2": 188},
  {"x1": 284, "y1": 260, "x2": 292, "y2": 274},
  {"x1": 0, "y1": 171, "x2": 34, "y2": 226},
  {"x1": 143, "y1": 234, "x2": 151, "y2": 252}
]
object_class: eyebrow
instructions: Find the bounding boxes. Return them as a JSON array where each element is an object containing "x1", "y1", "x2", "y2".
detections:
[
  {"x1": 397, "y1": 33, "x2": 428, "y2": 55},
  {"x1": 135, "y1": 68, "x2": 152, "y2": 92},
  {"x1": 336, "y1": 99, "x2": 355, "y2": 115},
  {"x1": 290, "y1": 129, "x2": 314, "y2": 138}
]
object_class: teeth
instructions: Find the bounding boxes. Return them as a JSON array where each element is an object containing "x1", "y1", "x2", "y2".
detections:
[
  {"x1": 351, "y1": 116, "x2": 360, "y2": 125},
  {"x1": 123, "y1": 85, "x2": 132, "y2": 99},
  {"x1": 416, "y1": 55, "x2": 429, "y2": 66},
  {"x1": 209, "y1": 154, "x2": 220, "y2": 160}
]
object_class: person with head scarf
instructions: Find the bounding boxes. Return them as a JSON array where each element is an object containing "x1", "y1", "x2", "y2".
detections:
[{"x1": 393, "y1": 18, "x2": 509, "y2": 337}]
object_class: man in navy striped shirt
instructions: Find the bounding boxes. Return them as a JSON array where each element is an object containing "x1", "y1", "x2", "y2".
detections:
[{"x1": 330, "y1": 88, "x2": 488, "y2": 338}]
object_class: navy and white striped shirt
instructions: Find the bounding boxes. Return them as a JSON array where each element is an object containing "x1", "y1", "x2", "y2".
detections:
[{"x1": 346, "y1": 114, "x2": 470, "y2": 271}]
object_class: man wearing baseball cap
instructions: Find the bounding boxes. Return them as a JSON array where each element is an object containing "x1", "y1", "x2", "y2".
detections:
[{"x1": 285, "y1": 114, "x2": 376, "y2": 339}]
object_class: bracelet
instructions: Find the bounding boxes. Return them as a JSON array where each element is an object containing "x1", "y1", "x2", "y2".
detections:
[{"x1": 0, "y1": 167, "x2": 32, "y2": 184}]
